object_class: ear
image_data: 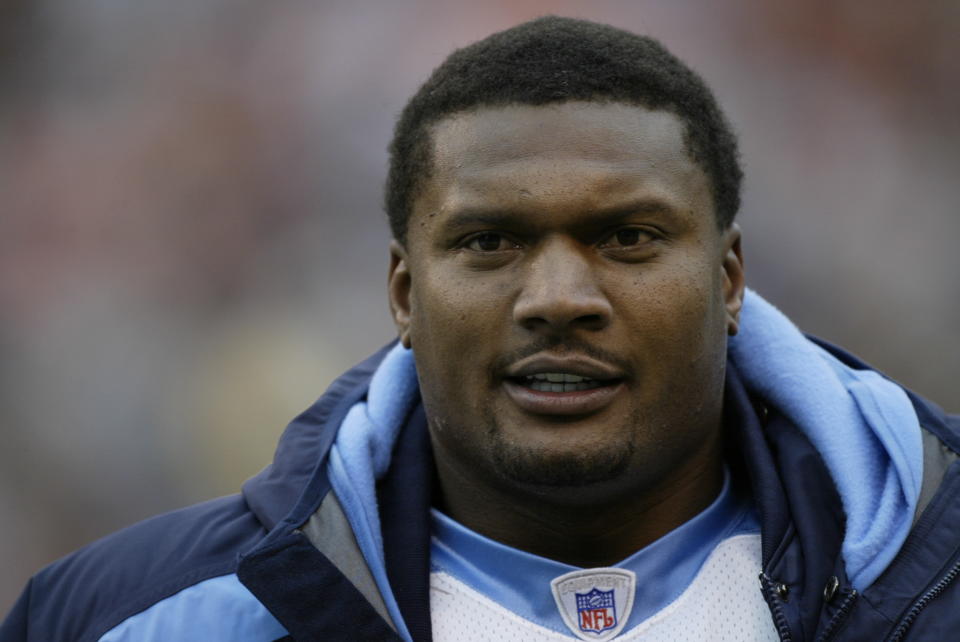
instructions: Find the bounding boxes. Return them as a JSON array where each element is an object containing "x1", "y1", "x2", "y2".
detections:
[
  {"x1": 388, "y1": 239, "x2": 413, "y2": 348},
  {"x1": 720, "y1": 223, "x2": 745, "y2": 336}
]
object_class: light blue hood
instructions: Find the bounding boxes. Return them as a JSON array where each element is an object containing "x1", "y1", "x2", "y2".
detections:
[{"x1": 728, "y1": 289, "x2": 922, "y2": 590}]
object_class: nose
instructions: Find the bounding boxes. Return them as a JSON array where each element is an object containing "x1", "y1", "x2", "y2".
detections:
[{"x1": 513, "y1": 239, "x2": 612, "y2": 334}]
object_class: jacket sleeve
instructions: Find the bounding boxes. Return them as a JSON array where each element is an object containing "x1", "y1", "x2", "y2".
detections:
[
  {"x1": 0, "y1": 578, "x2": 33, "y2": 641},
  {"x1": 1, "y1": 495, "x2": 278, "y2": 642}
]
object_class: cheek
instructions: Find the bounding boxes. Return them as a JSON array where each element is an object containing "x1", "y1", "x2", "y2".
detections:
[
  {"x1": 411, "y1": 274, "x2": 465, "y2": 334},
  {"x1": 409, "y1": 272, "x2": 510, "y2": 444},
  {"x1": 408, "y1": 270, "x2": 508, "y2": 401},
  {"x1": 411, "y1": 269, "x2": 512, "y2": 340},
  {"x1": 613, "y1": 261, "x2": 726, "y2": 357}
]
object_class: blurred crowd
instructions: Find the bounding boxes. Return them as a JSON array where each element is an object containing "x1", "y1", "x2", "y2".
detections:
[{"x1": 1, "y1": 0, "x2": 957, "y2": 613}]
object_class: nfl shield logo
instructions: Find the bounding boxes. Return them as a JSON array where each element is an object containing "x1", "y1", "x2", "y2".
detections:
[
  {"x1": 551, "y1": 568, "x2": 636, "y2": 641},
  {"x1": 576, "y1": 588, "x2": 617, "y2": 633}
]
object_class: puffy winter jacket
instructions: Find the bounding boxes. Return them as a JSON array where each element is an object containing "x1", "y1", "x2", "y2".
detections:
[{"x1": 2, "y1": 340, "x2": 959, "y2": 641}]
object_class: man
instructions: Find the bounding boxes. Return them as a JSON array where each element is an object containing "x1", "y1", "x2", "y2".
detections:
[{"x1": 3, "y1": 16, "x2": 958, "y2": 642}]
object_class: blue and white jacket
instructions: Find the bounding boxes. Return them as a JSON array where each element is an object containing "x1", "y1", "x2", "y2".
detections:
[{"x1": 3, "y1": 297, "x2": 960, "y2": 641}]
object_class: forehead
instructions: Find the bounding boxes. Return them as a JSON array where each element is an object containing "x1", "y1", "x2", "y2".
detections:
[
  {"x1": 415, "y1": 101, "x2": 712, "y2": 228},
  {"x1": 433, "y1": 101, "x2": 692, "y2": 166}
]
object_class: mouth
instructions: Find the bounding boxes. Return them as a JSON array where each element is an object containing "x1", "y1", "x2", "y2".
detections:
[{"x1": 502, "y1": 357, "x2": 626, "y2": 416}]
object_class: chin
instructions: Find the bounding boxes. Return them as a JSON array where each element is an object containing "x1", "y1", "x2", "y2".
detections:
[{"x1": 489, "y1": 433, "x2": 636, "y2": 488}]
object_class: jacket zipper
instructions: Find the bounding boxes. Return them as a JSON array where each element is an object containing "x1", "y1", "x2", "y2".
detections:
[
  {"x1": 759, "y1": 573, "x2": 793, "y2": 641},
  {"x1": 886, "y1": 558, "x2": 960, "y2": 642},
  {"x1": 814, "y1": 589, "x2": 857, "y2": 642}
]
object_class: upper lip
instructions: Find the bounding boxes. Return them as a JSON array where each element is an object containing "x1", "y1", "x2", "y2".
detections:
[{"x1": 504, "y1": 354, "x2": 626, "y2": 382}]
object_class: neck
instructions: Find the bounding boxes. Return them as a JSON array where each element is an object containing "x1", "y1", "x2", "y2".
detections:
[{"x1": 432, "y1": 443, "x2": 724, "y2": 568}]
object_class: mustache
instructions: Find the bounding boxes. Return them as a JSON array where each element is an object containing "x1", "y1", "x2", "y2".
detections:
[{"x1": 491, "y1": 336, "x2": 634, "y2": 377}]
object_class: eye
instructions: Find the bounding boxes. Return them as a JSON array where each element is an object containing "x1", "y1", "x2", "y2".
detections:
[
  {"x1": 601, "y1": 227, "x2": 656, "y2": 248},
  {"x1": 465, "y1": 232, "x2": 516, "y2": 252}
]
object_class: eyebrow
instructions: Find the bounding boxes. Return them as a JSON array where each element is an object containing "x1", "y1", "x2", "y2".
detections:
[{"x1": 440, "y1": 198, "x2": 684, "y2": 233}]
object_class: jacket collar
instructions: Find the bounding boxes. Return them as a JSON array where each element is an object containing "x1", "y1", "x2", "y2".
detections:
[
  {"x1": 237, "y1": 343, "x2": 408, "y2": 640},
  {"x1": 241, "y1": 342, "x2": 396, "y2": 532},
  {"x1": 725, "y1": 362, "x2": 849, "y2": 640}
]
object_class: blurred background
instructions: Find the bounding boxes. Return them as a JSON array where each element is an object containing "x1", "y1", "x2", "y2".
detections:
[{"x1": 1, "y1": 0, "x2": 957, "y2": 613}]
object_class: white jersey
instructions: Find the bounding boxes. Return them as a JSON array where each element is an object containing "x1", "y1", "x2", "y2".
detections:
[
  {"x1": 431, "y1": 533, "x2": 776, "y2": 641},
  {"x1": 428, "y1": 470, "x2": 778, "y2": 640}
]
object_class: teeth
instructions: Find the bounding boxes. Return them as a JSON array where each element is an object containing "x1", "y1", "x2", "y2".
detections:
[
  {"x1": 527, "y1": 380, "x2": 603, "y2": 392},
  {"x1": 529, "y1": 373, "x2": 588, "y2": 383},
  {"x1": 523, "y1": 373, "x2": 603, "y2": 392}
]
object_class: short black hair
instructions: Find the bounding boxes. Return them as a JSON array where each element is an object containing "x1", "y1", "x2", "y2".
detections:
[{"x1": 385, "y1": 16, "x2": 742, "y2": 245}]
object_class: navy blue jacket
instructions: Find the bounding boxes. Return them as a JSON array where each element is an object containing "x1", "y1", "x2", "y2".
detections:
[{"x1": 2, "y1": 341, "x2": 959, "y2": 641}]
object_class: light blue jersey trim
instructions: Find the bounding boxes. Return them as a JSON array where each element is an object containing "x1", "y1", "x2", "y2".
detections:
[
  {"x1": 430, "y1": 469, "x2": 759, "y2": 635},
  {"x1": 98, "y1": 574, "x2": 287, "y2": 641}
]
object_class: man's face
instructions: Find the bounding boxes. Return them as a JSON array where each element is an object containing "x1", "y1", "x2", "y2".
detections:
[{"x1": 389, "y1": 101, "x2": 744, "y2": 504}]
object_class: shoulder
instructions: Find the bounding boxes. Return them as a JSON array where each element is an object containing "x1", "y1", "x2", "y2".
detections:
[
  {"x1": 809, "y1": 335, "x2": 959, "y2": 438},
  {"x1": 820, "y1": 340, "x2": 960, "y2": 639},
  {"x1": 2, "y1": 494, "x2": 270, "y2": 642},
  {"x1": 3, "y1": 344, "x2": 399, "y2": 642}
]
